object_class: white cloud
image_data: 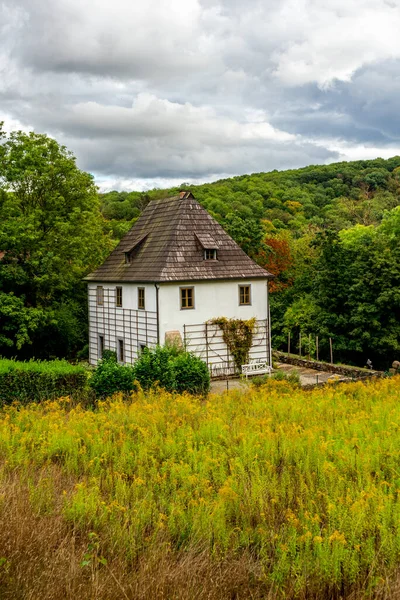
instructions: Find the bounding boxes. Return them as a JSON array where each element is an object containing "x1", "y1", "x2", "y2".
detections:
[
  {"x1": 271, "y1": 0, "x2": 400, "y2": 87},
  {"x1": 1, "y1": 0, "x2": 400, "y2": 187},
  {"x1": 325, "y1": 140, "x2": 400, "y2": 161}
]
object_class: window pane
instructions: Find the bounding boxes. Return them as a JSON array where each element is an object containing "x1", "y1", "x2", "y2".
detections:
[
  {"x1": 239, "y1": 285, "x2": 251, "y2": 305},
  {"x1": 116, "y1": 287, "x2": 122, "y2": 307},
  {"x1": 204, "y1": 249, "x2": 217, "y2": 260},
  {"x1": 181, "y1": 287, "x2": 194, "y2": 309},
  {"x1": 97, "y1": 286, "x2": 104, "y2": 306},
  {"x1": 138, "y1": 288, "x2": 145, "y2": 309},
  {"x1": 99, "y1": 335, "x2": 104, "y2": 358},
  {"x1": 118, "y1": 339, "x2": 124, "y2": 362}
]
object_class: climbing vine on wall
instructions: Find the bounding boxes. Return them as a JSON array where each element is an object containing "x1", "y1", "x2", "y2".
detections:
[{"x1": 209, "y1": 317, "x2": 256, "y2": 372}]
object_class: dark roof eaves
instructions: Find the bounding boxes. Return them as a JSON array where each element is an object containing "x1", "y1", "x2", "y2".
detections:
[{"x1": 84, "y1": 273, "x2": 273, "y2": 284}]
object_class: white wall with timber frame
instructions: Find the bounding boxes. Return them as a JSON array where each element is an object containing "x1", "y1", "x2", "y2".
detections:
[
  {"x1": 88, "y1": 279, "x2": 271, "y2": 373},
  {"x1": 88, "y1": 283, "x2": 158, "y2": 364}
]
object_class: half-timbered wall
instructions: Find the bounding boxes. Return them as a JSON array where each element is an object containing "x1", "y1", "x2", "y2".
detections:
[{"x1": 88, "y1": 284, "x2": 157, "y2": 364}]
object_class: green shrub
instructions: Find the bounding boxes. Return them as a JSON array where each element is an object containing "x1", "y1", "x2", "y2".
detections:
[
  {"x1": 132, "y1": 346, "x2": 176, "y2": 391},
  {"x1": 0, "y1": 358, "x2": 88, "y2": 405},
  {"x1": 250, "y1": 374, "x2": 270, "y2": 388},
  {"x1": 132, "y1": 345, "x2": 209, "y2": 395},
  {"x1": 171, "y1": 352, "x2": 210, "y2": 395},
  {"x1": 89, "y1": 354, "x2": 135, "y2": 398},
  {"x1": 250, "y1": 369, "x2": 301, "y2": 388}
]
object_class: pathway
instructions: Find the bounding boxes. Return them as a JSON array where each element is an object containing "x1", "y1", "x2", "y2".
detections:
[{"x1": 210, "y1": 363, "x2": 349, "y2": 394}]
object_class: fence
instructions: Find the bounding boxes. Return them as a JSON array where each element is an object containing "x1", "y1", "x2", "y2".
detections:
[{"x1": 183, "y1": 319, "x2": 271, "y2": 378}]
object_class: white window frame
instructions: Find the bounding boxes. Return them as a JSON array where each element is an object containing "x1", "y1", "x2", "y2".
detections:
[
  {"x1": 204, "y1": 249, "x2": 217, "y2": 260},
  {"x1": 138, "y1": 287, "x2": 145, "y2": 310}
]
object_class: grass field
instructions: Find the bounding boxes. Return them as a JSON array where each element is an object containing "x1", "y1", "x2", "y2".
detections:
[{"x1": 0, "y1": 377, "x2": 400, "y2": 599}]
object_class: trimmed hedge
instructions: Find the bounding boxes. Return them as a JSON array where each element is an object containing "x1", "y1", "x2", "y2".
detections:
[{"x1": 0, "y1": 359, "x2": 88, "y2": 404}]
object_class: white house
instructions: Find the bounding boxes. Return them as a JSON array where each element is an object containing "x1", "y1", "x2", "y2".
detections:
[{"x1": 85, "y1": 191, "x2": 273, "y2": 376}]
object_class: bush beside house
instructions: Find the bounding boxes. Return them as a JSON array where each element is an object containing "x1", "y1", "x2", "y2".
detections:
[{"x1": 90, "y1": 346, "x2": 210, "y2": 398}]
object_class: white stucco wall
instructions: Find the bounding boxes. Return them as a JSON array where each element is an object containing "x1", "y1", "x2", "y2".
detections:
[{"x1": 158, "y1": 279, "x2": 269, "y2": 342}]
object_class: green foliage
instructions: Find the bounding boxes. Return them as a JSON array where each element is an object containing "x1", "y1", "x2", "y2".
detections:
[
  {"x1": 132, "y1": 345, "x2": 210, "y2": 395},
  {"x1": 89, "y1": 345, "x2": 210, "y2": 397},
  {"x1": 0, "y1": 124, "x2": 113, "y2": 358},
  {"x1": 0, "y1": 358, "x2": 87, "y2": 404},
  {"x1": 210, "y1": 317, "x2": 256, "y2": 372},
  {"x1": 171, "y1": 352, "x2": 210, "y2": 395},
  {"x1": 89, "y1": 355, "x2": 135, "y2": 398},
  {"x1": 251, "y1": 369, "x2": 301, "y2": 387},
  {"x1": 271, "y1": 369, "x2": 301, "y2": 385},
  {"x1": 132, "y1": 346, "x2": 177, "y2": 392}
]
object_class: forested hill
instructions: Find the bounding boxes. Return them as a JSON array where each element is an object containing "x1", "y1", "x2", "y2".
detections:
[
  {"x1": 101, "y1": 157, "x2": 400, "y2": 235},
  {"x1": 101, "y1": 157, "x2": 400, "y2": 369}
]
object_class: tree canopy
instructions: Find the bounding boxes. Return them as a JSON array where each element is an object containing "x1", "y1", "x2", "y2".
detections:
[{"x1": 0, "y1": 124, "x2": 113, "y2": 357}]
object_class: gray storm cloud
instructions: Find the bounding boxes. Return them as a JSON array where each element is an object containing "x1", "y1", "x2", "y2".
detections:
[{"x1": 1, "y1": 0, "x2": 400, "y2": 189}]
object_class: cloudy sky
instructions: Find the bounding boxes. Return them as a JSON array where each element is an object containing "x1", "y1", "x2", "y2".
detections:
[{"x1": 2, "y1": 0, "x2": 400, "y2": 191}]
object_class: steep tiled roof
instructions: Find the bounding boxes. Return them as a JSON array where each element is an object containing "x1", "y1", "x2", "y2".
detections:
[{"x1": 85, "y1": 192, "x2": 273, "y2": 282}]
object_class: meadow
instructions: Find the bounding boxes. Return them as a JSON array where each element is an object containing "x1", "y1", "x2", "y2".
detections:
[{"x1": 0, "y1": 377, "x2": 400, "y2": 599}]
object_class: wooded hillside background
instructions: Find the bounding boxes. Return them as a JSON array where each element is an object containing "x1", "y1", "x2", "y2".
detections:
[{"x1": 1, "y1": 125, "x2": 399, "y2": 368}]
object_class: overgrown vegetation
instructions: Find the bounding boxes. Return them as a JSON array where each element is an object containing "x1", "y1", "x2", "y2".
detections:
[
  {"x1": 0, "y1": 358, "x2": 87, "y2": 404},
  {"x1": 0, "y1": 378, "x2": 400, "y2": 598},
  {"x1": 210, "y1": 317, "x2": 256, "y2": 372},
  {"x1": 250, "y1": 369, "x2": 301, "y2": 388}
]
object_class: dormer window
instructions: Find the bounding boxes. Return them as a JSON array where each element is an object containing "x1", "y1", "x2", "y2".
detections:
[
  {"x1": 122, "y1": 233, "x2": 149, "y2": 266},
  {"x1": 204, "y1": 249, "x2": 217, "y2": 260}
]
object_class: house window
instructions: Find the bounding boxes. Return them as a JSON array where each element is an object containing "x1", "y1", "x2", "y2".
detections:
[
  {"x1": 98, "y1": 334, "x2": 104, "y2": 358},
  {"x1": 204, "y1": 249, "x2": 217, "y2": 260},
  {"x1": 138, "y1": 287, "x2": 145, "y2": 310},
  {"x1": 117, "y1": 339, "x2": 124, "y2": 363},
  {"x1": 125, "y1": 252, "x2": 131, "y2": 264},
  {"x1": 97, "y1": 286, "x2": 104, "y2": 306},
  {"x1": 116, "y1": 286, "x2": 122, "y2": 307},
  {"x1": 180, "y1": 287, "x2": 194, "y2": 309},
  {"x1": 239, "y1": 285, "x2": 251, "y2": 305}
]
